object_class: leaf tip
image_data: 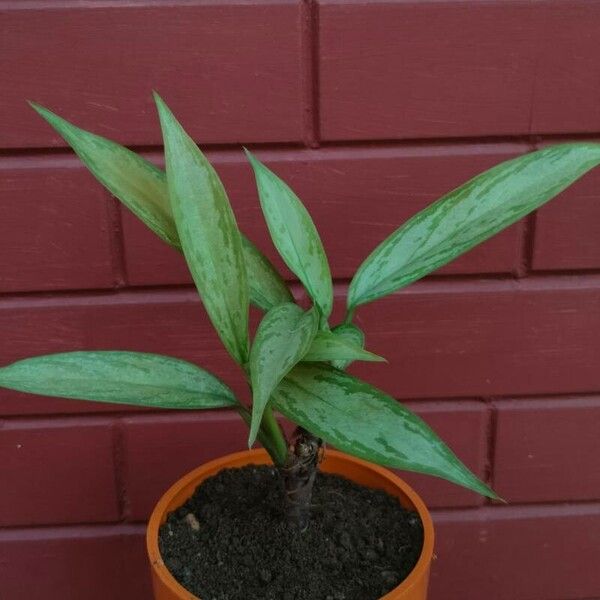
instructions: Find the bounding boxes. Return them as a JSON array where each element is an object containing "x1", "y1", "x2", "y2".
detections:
[
  {"x1": 244, "y1": 147, "x2": 258, "y2": 166},
  {"x1": 247, "y1": 428, "x2": 258, "y2": 449},
  {"x1": 28, "y1": 101, "x2": 56, "y2": 124},
  {"x1": 152, "y1": 91, "x2": 173, "y2": 125},
  {"x1": 487, "y1": 488, "x2": 505, "y2": 503},
  {"x1": 151, "y1": 90, "x2": 164, "y2": 105}
]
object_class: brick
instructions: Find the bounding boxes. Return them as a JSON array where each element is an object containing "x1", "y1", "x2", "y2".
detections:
[
  {"x1": 530, "y1": 2, "x2": 600, "y2": 135},
  {"x1": 533, "y1": 154, "x2": 600, "y2": 271},
  {"x1": 401, "y1": 402, "x2": 489, "y2": 509},
  {"x1": 349, "y1": 276, "x2": 600, "y2": 399},
  {"x1": 1, "y1": 1, "x2": 302, "y2": 148},
  {"x1": 430, "y1": 504, "x2": 600, "y2": 600},
  {"x1": 319, "y1": 1, "x2": 600, "y2": 141},
  {"x1": 0, "y1": 418, "x2": 119, "y2": 526},
  {"x1": 123, "y1": 145, "x2": 525, "y2": 285},
  {"x1": 494, "y1": 397, "x2": 600, "y2": 503},
  {"x1": 122, "y1": 411, "x2": 250, "y2": 520},
  {"x1": 0, "y1": 157, "x2": 115, "y2": 293},
  {"x1": 0, "y1": 525, "x2": 149, "y2": 600},
  {"x1": 318, "y1": 0, "x2": 535, "y2": 141}
]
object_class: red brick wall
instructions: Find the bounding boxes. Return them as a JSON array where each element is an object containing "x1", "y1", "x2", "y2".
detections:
[{"x1": 1, "y1": 1, "x2": 600, "y2": 599}]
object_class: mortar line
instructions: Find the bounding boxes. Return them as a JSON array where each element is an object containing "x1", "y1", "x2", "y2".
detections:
[{"x1": 300, "y1": 0, "x2": 321, "y2": 148}]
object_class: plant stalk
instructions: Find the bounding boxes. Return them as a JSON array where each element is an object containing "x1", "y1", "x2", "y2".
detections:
[
  {"x1": 343, "y1": 307, "x2": 355, "y2": 325},
  {"x1": 261, "y1": 405, "x2": 288, "y2": 465},
  {"x1": 278, "y1": 427, "x2": 322, "y2": 532},
  {"x1": 236, "y1": 405, "x2": 287, "y2": 466}
]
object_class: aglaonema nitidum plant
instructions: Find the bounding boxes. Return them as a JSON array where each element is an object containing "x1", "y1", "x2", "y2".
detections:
[{"x1": 2, "y1": 93, "x2": 600, "y2": 530}]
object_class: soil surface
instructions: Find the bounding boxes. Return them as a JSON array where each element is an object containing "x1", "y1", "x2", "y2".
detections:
[{"x1": 159, "y1": 464, "x2": 423, "y2": 600}]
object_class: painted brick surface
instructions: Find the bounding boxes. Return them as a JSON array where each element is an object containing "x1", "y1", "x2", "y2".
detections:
[
  {"x1": 1, "y1": 1, "x2": 303, "y2": 148},
  {"x1": 430, "y1": 504, "x2": 600, "y2": 600},
  {"x1": 123, "y1": 145, "x2": 525, "y2": 285},
  {"x1": 0, "y1": 525, "x2": 149, "y2": 600},
  {"x1": 2, "y1": 0, "x2": 600, "y2": 598},
  {"x1": 319, "y1": 0, "x2": 600, "y2": 141},
  {"x1": 0, "y1": 157, "x2": 115, "y2": 293},
  {"x1": 529, "y1": 1, "x2": 600, "y2": 134},
  {"x1": 122, "y1": 411, "x2": 250, "y2": 521},
  {"x1": 351, "y1": 277, "x2": 600, "y2": 399},
  {"x1": 494, "y1": 397, "x2": 600, "y2": 503},
  {"x1": 0, "y1": 419, "x2": 119, "y2": 526}
]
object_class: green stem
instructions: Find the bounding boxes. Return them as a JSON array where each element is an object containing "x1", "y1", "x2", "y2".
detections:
[
  {"x1": 236, "y1": 404, "x2": 288, "y2": 466},
  {"x1": 343, "y1": 306, "x2": 356, "y2": 325},
  {"x1": 261, "y1": 405, "x2": 289, "y2": 466}
]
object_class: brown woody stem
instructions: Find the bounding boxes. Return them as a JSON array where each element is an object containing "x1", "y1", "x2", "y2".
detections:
[{"x1": 279, "y1": 427, "x2": 322, "y2": 531}]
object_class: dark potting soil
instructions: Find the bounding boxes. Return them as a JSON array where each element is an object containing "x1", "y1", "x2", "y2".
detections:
[{"x1": 158, "y1": 463, "x2": 424, "y2": 600}]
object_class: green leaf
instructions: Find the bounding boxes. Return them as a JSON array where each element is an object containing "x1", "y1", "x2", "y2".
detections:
[
  {"x1": 348, "y1": 143, "x2": 600, "y2": 309},
  {"x1": 30, "y1": 102, "x2": 291, "y2": 312},
  {"x1": 273, "y1": 363, "x2": 498, "y2": 499},
  {"x1": 245, "y1": 150, "x2": 333, "y2": 319},
  {"x1": 302, "y1": 330, "x2": 385, "y2": 364},
  {"x1": 241, "y1": 236, "x2": 294, "y2": 311},
  {"x1": 0, "y1": 352, "x2": 237, "y2": 409},
  {"x1": 30, "y1": 101, "x2": 177, "y2": 247},
  {"x1": 329, "y1": 324, "x2": 366, "y2": 371},
  {"x1": 248, "y1": 303, "x2": 319, "y2": 447},
  {"x1": 155, "y1": 94, "x2": 249, "y2": 365}
]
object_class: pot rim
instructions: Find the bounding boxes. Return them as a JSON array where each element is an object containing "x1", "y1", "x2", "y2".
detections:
[{"x1": 147, "y1": 448, "x2": 434, "y2": 600}]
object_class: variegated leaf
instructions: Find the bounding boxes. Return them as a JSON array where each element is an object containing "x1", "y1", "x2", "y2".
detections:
[
  {"x1": 302, "y1": 330, "x2": 385, "y2": 364},
  {"x1": 248, "y1": 303, "x2": 319, "y2": 446},
  {"x1": 349, "y1": 143, "x2": 600, "y2": 310},
  {"x1": 246, "y1": 150, "x2": 333, "y2": 319},
  {"x1": 0, "y1": 352, "x2": 236, "y2": 409},
  {"x1": 155, "y1": 93, "x2": 248, "y2": 364},
  {"x1": 241, "y1": 236, "x2": 294, "y2": 311},
  {"x1": 329, "y1": 323, "x2": 367, "y2": 371},
  {"x1": 273, "y1": 363, "x2": 498, "y2": 499},
  {"x1": 30, "y1": 102, "x2": 291, "y2": 311}
]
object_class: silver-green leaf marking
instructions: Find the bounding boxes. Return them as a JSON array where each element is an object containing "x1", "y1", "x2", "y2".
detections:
[
  {"x1": 349, "y1": 143, "x2": 600, "y2": 309},
  {"x1": 273, "y1": 363, "x2": 498, "y2": 498},
  {"x1": 246, "y1": 150, "x2": 333, "y2": 319},
  {"x1": 155, "y1": 93, "x2": 249, "y2": 365},
  {"x1": 248, "y1": 303, "x2": 319, "y2": 447},
  {"x1": 302, "y1": 330, "x2": 385, "y2": 365},
  {"x1": 0, "y1": 352, "x2": 237, "y2": 409},
  {"x1": 328, "y1": 324, "x2": 367, "y2": 371},
  {"x1": 30, "y1": 102, "x2": 291, "y2": 311}
]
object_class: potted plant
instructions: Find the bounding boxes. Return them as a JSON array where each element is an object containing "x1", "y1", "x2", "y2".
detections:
[{"x1": 1, "y1": 94, "x2": 599, "y2": 600}]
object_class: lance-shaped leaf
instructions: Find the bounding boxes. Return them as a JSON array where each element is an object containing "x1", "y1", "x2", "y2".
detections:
[
  {"x1": 302, "y1": 330, "x2": 385, "y2": 364},
  {"x1": 30, "y1": 102, "x2": 177, "y2": 247},
  {"x1": 241, "y1": 236, "x2": 294, "y2": 311},
  {"x1": 329, "y1": 324, "x2": 366, "y2": 371},
  {"x1": 248, "y1": 303, "x2": 319, "y2": 447},
  {"x1": 0, "y1": 352, "x2": 237, "y2": 409},
  {"x1": 273, "y1": 363, "x2": 498, "y2": 498},
  {"x1": 155, "y1": 94, "x2": 249, "y2": 365},
  {"x1": 348, "y1": 143, "x2": 600, "y2": 309},
  {"x1": 30, "y1": 102, "x2": 291, "y2": 311},
  {"x1": 246, "y1": 150, "x2": 333, "y2": 319}
]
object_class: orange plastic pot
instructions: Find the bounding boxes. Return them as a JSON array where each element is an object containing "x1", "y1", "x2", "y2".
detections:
[{"x1": 147, "y1": 448, "x2": 434, "y2": 600}]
